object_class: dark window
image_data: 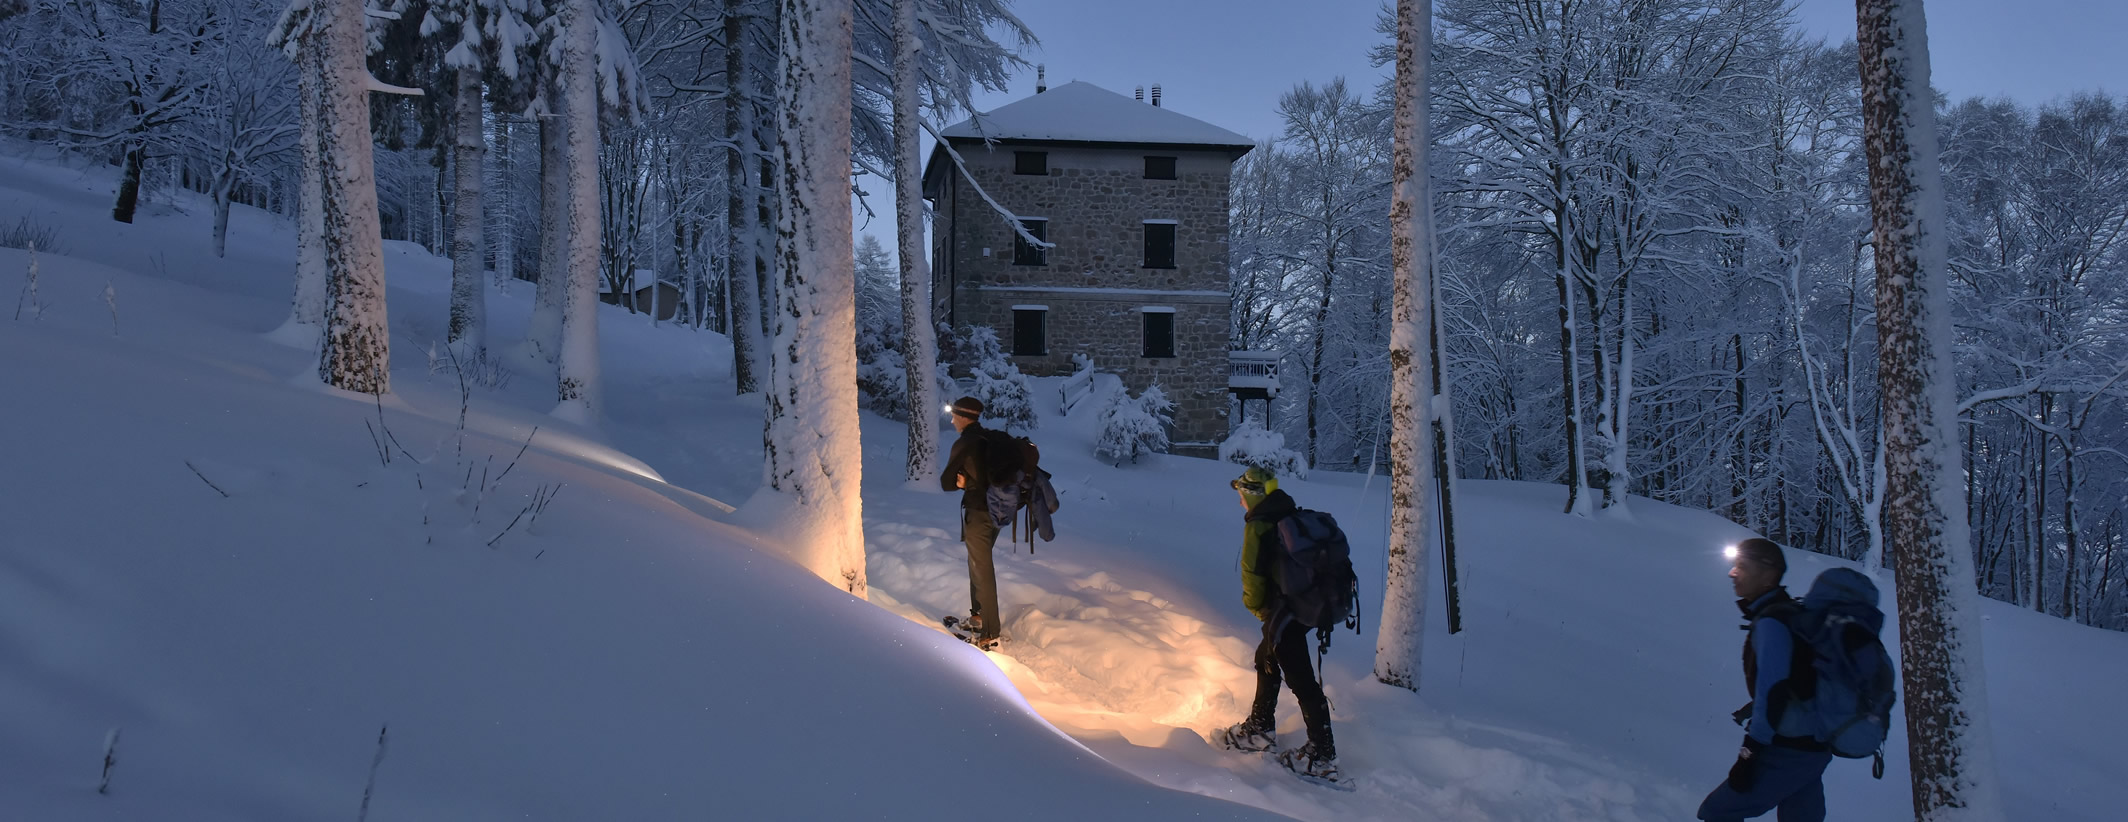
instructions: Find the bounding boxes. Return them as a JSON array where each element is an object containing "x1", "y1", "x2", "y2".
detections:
[
  {"x1": 1014, "y1": 151, "x2": 1048, "y2": 176},
  {"x1": 1143, "y1": 312, "x2": 1175, "y2": 358},
  {"x1": 1012, "y1": 219, "x2": 1047, "y2": 266},
  {"x1": 1012, "y1": 310, "x2": 1047, "y2": 356},
  {"x1": 1144, "y1": 156, "x2": 1177, "y2": 180},
  {"x1": 1143, "y1": 223, "x2": 1176, "y2": 268}
]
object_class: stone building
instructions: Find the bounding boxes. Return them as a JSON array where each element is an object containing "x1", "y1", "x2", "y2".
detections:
[{"x1": 923, "y1": 80, "x2": 1254, "y2": 454}]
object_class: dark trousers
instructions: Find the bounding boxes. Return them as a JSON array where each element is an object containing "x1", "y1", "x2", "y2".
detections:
[
  {"x1": 1696, "y1": 745, "x2": 1832, "y2": 822},
  {"x1": 1249, "y1": 615, "x2": 1334, "y2": 753},
  {"x1": 961, "y1": 507, "x2": 1001, "y2": 640}
]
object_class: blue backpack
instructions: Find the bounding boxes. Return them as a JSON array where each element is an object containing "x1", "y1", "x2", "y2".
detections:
[
  {"x1": 1771, "y1": 568, "x2": 1899, "y2": 761},
  {"x1": 1271, "y1": 509, "x2": 1359, "y2": 632}
]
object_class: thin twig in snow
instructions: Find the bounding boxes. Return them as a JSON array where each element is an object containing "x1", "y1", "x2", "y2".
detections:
[
  {"x1": 356, "y1": 723, "x2": 388, "y2": 822},
  {"x1": 185, "y1": 460, "x2": 230, "y2": 498},
  {"x1": 98, "y1": 727, "x2": 120, "y2": 795}
]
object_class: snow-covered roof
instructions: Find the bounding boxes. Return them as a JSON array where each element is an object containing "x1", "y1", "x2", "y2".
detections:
[{"x1": 938, "y1": 81, "x2": 1255, "y2": 150}]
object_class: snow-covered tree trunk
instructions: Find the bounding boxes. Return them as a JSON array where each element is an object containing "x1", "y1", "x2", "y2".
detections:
[
  {"x1": 1855, "y1": 1, "x2": 2004, "y2": 817},
  {"x1": 765, "y1": 0, "x2": 865, "y2": 596},
  {"x1": 724, "y1": 0, "x2": 764, "y2": 394},
  {"x1": 209, "y1": 159, "x2": 235, "y2": 258},
  {"x1": 1377, "y1": 0, "x2": 1436, "y2": 692},
  {"x1": 1555, "y1": 207, "x2": 1592, "y2": 517},
  {"x1": 314, "y1": 0, "x2": 390, "y2": 394},
  {"x1": 892, "y1": 0, "x2": 939, "y2": 482},
  {"x1": 493, "y1": 120, "x2": 515, "y2": 287},
  {"x1": 447, "y1": 65, "x2": 487, "y2": 360},
  {"x1": 277, "y1": 38, "x2": 329, "y2": 343},
  {"x1": 523, "y1": 117, "x2": 567, "y2": 364},
  {"x1": 553, "y1": 0, "x2": 602, "y2": 423},
  {"x1": 1600, "y1": 275, "x2": 1634, "y2": 513}
]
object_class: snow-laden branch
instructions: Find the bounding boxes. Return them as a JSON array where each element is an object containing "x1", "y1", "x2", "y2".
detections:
[
  {"x1": 367, "y1": 75, "x2": 426, "y2": 96},
  {"x1": 918, "y1": 119, "x2": 1052, "y2": 249}
]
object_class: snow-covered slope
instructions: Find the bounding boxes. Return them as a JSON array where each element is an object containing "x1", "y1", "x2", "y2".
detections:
[
  {"x1": 0, "y1": 155, "x2": 1283, "y2": 821},
  {"x1": 4, "y1": 149, "x2": 2124, "y2": 821}
]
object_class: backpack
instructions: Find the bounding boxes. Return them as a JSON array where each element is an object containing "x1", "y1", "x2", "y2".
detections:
[
  {"x1": 1769, "y1": 568, "x2": 1899, "y2": 761},
  {"x1": 981, "y1": 432, "x2": 1055, "y2": 547},
  {"x1": 979, "y1": 428, "x2": 1027, "y2": 484},
  {"x1": 1269, "y1": 509, "x2": 1359, "y2": 632}
]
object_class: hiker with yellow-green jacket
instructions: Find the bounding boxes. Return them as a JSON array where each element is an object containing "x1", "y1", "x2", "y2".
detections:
[{"x1": 1213, "y1": 466, "x2": 1339, "y2": 784}]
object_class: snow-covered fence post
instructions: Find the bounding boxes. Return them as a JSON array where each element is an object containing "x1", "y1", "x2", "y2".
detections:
[
  {"x1": 760, "y1": 0, "x2": 866, "y2": 596},
  {"x1": 1376, "y1": 0, "x2": 1436, "y2": 693},
  {"x1": 1855, "y1": 1, "x2": 2005, "y2": 818}
]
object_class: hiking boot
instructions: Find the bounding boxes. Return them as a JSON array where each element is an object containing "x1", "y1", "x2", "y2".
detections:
[
  {"x1": 1275, "y1": 741, "x2": 1340, "y2": 783},
  {"x1": 1213, "y1": 715, "x2": 1277, "y2": 753},
  {"x1": 968, "y1": 634, "x2": 1002, "y2": 652}
]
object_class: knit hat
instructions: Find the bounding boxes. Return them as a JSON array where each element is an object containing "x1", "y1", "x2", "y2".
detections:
[
  {"x1": 950, "y1": 396, "x2": 984, "y2": 420},
  {"x1": 1230, "y1": 466, "x2": 1278, "y2": 507},
  {"x1": 1732, "y1": 537, "x2": 1787, "y2": 577}
]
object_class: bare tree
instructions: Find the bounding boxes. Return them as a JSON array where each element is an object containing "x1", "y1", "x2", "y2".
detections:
[
  {"x1": 1376, "y1": 0, "x2": 1436, "y2": 692},
  {"x1": 1855, "y1": 0, "x2": 2005, "y2": 817}
]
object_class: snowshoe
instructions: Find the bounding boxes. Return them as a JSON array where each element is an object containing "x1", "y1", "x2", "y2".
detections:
[
  {"x1": 941, "y1": 615, "x2": 1001, "y2": 652},
  {"x1": 1213, "y1": 719, "x2": 1277, "y2": 753},
  {"x1": 1275, "y1": 742, "x2": 1346, "y2": 788}
]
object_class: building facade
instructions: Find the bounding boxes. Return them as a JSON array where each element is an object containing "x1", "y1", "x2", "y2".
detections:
[{"x1": 924, "y1": 81, "x2": 1253, "y2": 453}]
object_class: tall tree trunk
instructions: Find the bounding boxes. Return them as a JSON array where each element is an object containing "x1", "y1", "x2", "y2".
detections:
[
  {"x1": 113, "y1": 144, "x2": 147, "y2": 224},
  {"x1": 1855, "y1": 1, "x2": 2004, "y2": 817},
  {"x1": 316, "y1": 0, "x2": 391, "y2": 394},
  {"x1": 2060, "y1": 431, "x2": 2080, "y2": 621},
  {"x1": 1554, "y1": 200, "x2": 1592, "y2": 516},
  {"x1": 524, "y1": 117, "x2": 567, "y2": 364},
  {"x1": 553, "y1": 0, "x2": 603, "y2": 423},
  {"x1": 210, "y1": 161, "x2": 234, "y2": 258},
  {"x1": 448, "y1": 66, "x2": 488, "y2": 360},
  {"x1": 725, "y1": 0, "x2": 764, "y2": 393},
  {"x1": 1377, "y1": 0, "x2": 1436, "y2": 691},
  {"x1": 493, "y1": 119, "x2": 515, "y2": 286},
  {"x1": 892, "y1": 0, "x2": 940, "y2": 482},
  {"x1": 1306, "y1": 256, "x2": 1334, "y2": 468},
  {"x1": 764, "y1": 0, "x2": 865, "y2": 596},
  {"x1": 276, "y1": 39, "x2": 329, "y2": 343}
]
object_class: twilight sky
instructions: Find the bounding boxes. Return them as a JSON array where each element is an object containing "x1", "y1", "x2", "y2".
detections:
[
  {"x1": 868, "y1": 1, "x2": 2125, "y2": 244},
  {"x1": 956, "y1": 0, "x2": 2127, "y2": 144}
]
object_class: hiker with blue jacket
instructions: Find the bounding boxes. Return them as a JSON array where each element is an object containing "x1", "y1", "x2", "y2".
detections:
[
  {"x1": 1214, "y1": 466, "x2": 1338, "y2": 783},
  {"x1": 1700, "y1": 538, "x2": 1834, "y2": 822}
]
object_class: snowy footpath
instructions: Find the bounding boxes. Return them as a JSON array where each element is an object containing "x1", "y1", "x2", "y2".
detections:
[{"x1": 4, "y1": 149, "x2": 2126, "y2": 821}]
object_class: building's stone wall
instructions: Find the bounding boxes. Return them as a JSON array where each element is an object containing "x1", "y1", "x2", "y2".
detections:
[{"x1": 932, "y1": 142, "x2": 1239, "y2": 450}]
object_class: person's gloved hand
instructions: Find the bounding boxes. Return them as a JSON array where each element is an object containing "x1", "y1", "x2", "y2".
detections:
[
  {"x1": 1727, "y1": 736, "x2": 1766, "y2": 792},
  {"x1": 1731, "y1": 703, "x2": 1754, "y2": 727}
]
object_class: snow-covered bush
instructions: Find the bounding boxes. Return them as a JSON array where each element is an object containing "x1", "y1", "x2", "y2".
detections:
[
  {"x1": 856, "y1": 337, "x2": 954, "y2": 421},
  {"x1": 962, "y1": 326, "x2": 1038, "y2": 433},
  {"x1": 1095, "y1": 384, "x2": 1173, "y2": 465},
  {"x1": 1219, "y1": 419, "x2": 1307, "y2": 479}
]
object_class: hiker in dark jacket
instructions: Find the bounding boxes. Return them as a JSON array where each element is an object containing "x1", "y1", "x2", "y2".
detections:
[
  {"x1": 1214, "y1": 467, "x2": 1338, "y2": 782},
  {"x1": 1699, "y1": 538, "x2": 1834, "y2": 822},
  {"x1": 939, "y1": 396, "x2": 1001, "y2": 649}
]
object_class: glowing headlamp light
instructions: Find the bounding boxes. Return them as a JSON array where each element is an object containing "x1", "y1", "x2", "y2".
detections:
[{"x1": 1723, "y1": 544, "x2": 1739, "y2": 561}]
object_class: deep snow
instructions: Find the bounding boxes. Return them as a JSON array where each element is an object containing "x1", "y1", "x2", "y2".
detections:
[{"x1": 3, "y1": 148, "x2": 2125, "y2": 821}]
